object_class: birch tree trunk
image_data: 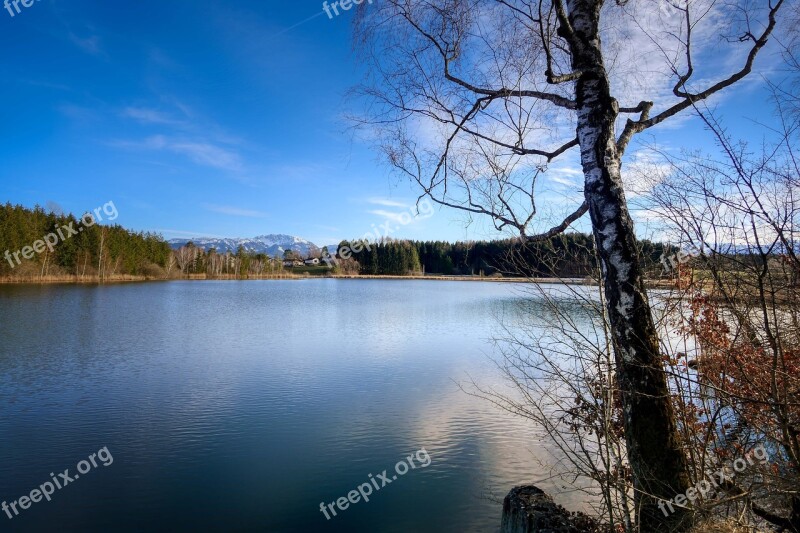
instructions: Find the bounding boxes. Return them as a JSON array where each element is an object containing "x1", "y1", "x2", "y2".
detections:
[{"x1": 565, "y1": 0, "x2": 691, "y2": 529}]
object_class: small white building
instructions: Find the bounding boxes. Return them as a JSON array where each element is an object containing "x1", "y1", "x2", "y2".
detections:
[{"x1": 304, "y1": 258, "x2": 320, "y2": 265}]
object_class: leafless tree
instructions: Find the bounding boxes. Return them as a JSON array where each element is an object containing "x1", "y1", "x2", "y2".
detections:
[
  {"x1": 631, "y1": 89, "x2": 800, "y2": 529},
  {"x1": 352, "y1": 0, "x2": 785, "y2": 529}
]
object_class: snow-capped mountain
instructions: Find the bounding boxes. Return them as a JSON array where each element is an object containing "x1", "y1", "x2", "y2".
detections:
[{"x1": 168, "y1": 234, "x2": 321, "y2": 257}]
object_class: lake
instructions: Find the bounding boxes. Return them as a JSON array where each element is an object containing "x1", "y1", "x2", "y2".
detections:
[{"x1": 0, "y1": 279, "x2": 585, "y2": 532}]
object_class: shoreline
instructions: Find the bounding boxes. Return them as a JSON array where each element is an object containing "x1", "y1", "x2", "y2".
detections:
[
  {"x1": 327, "y1": 274, "x2": 594, "y2": 284},
  {"x1": 0, "y1": 274, "x2": 676, "y2": 287}
]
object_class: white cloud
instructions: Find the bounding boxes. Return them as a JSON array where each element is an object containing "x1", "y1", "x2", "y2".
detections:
[
  {"x1": 366, "y1": 197, "x2": 410, "y2": 208},
  {"x1": 548, "y1": 175, "x2": 579, "y2": 187},
  {"x1": 622, "y1": 147, "x2": 675, "y2": 199},
  {"x1": 122, "y1": 107, "x2": 182, "y2": 125},
  {"x1": 169, "y1": 140, "x2": 242, "y2": 171},
  {"x1": 110, "y1": 135, "x2": 243, "y2": 172}
]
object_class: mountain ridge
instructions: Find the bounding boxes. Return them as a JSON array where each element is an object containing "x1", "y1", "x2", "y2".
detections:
[{"x1": 167, "y1": 234, "x2": 324, "y2": 257}]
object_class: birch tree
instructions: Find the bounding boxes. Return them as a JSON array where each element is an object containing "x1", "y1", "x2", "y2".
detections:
[{"x1": 353, "y1": 0, "x2": 785, "y2": 529}]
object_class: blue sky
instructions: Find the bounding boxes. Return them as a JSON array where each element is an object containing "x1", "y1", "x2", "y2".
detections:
[{"x1": 0, "y1": 0, "x2": 783, "y2": 247}]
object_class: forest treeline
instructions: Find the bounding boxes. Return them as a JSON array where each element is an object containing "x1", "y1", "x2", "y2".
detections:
[
  {"x1": 338, "y1": 235, "x2": 674, "y2": 277},
  {"x1": 0, "y1": 203, "x2": 171, "y2": 279},
  {"x1": 1, "y1": 202, "x2": 676, "y2": 280}
]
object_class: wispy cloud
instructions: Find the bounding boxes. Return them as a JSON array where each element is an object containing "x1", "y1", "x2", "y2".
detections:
[
  {"x1": 203, "y1": 204, "x2": 268, "y2": 218},
  {"x1": 69, "y1": 32, "x2": 103, "y2": 56},
  {"x1": 366, "y1": 197, "x2": 410, "y2": 208},
  {"x1": 367, "y1": 209, "x2": 412, "y2": 224},
  {"x1": 169, "y1": 140, "x2": 242, "y2": 171},
  {"x1": 110, "y1": 135, "x2": 243, "y2": 171},
  {"x1": 122, "y1": 107, "x2": 182, "y2": 125},
  {"x1": 549, "y1": 175, "x2": 579, "y2": 187},
  {"x1": 540, "y1": 161, "x2": 584, "y2": 192}
]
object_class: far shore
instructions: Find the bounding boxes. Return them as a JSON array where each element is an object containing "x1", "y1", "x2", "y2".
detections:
[{"x1": 0, "y1": 273, "x2": 677, "y2": 288}]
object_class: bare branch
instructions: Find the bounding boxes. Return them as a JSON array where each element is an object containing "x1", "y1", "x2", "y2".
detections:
[
  {"x1": 617, "y1": 0, "x2": 785, "y2": 153},
  {"x1": 525, "y1": 201, "x2": 589, "y2": 241}
]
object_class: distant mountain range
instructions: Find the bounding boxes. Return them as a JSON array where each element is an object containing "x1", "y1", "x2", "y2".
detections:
[{"x1": 167, "y1": 234, "x2": 325, "y2": 257}]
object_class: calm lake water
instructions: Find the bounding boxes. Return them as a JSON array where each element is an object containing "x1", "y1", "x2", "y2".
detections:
[{"x1": 0, "y1": 279, "x2": 584, "y2": 532}]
